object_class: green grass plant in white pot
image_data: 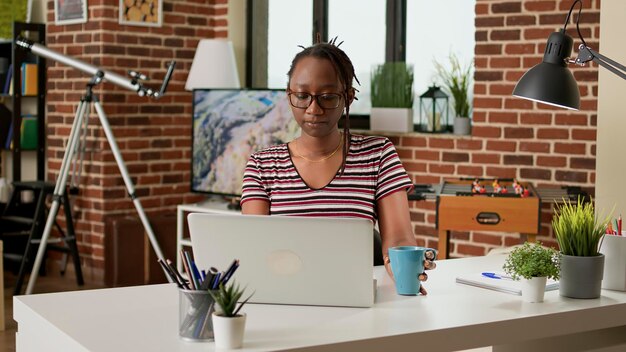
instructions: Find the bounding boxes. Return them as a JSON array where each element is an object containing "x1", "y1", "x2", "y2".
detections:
[
  {"x1": 370, "y1": 62, "x2": 414, "y2": 133},
  {"x1": 434, "y1": 54, "x2": 472, "y2": 135},
  {"x1": 502, "y1": 242, "x2": 560, "y2": 302},
  {"x1": 552, "y1": 197, "x2": 613, "y2": 298},
  {"x1": 209, "y1": 281, "x2": 254, "y2": 349}
]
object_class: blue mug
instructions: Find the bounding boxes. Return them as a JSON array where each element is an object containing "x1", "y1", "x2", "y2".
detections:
[{"x1": 388, "y1": 246, "x2": 437, "y2": 295}]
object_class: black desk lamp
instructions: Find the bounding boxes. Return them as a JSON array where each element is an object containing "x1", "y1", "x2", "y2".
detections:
[{"x1": 513, "y1": 0, "x2": 626, "y2": 110}]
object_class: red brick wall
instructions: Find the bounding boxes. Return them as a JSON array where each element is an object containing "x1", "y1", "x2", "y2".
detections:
[
  {"x1": 42, "y1": 0, "x2": 601, "y2": 278},
  {"x1": 401, "y1": 0, "x2": 600, "y2": 257},
  {"x1": 45, "y1": 0, "x2": 227, "y2": 274}
]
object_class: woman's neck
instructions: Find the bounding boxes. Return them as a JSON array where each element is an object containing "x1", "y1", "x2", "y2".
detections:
[{"x1": 296, "y1": 131, "x2": 342, "y2": 155}]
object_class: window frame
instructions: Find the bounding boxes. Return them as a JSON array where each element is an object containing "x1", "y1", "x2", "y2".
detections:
[{"x1": 246, "y1": 0, "x2": 407, "y2": 88}]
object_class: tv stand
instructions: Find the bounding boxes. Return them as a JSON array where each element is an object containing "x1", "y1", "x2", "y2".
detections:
[{"x1": 176, "y1": 198, "x2": 240, "y2": 273}]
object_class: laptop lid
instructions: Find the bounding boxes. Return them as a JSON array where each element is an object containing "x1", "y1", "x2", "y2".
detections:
[{"x1": 188, "y1": 213, "x2": 374, "y2": 307}]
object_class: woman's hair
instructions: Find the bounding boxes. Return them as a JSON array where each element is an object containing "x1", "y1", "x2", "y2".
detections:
[{"x1": 287, "y1": 37, "x2": 360, "y2": 174}]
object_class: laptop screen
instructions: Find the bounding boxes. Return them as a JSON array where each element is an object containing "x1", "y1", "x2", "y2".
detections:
[{"x1": 188, "y1": 213, "x2": 375, "y2": 307}]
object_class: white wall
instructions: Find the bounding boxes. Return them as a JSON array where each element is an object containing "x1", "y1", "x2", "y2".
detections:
[
  {"x1": 596, "y1": 0, "x2": 626, "y2": 218},
  {"x1": 228, "y1": 0, "x2": 246, "y2": 87}
]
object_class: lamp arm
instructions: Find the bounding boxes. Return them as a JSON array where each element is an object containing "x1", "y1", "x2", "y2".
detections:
[{"x1": 576, "y1": 45, "x2": 626, "y2": 81}]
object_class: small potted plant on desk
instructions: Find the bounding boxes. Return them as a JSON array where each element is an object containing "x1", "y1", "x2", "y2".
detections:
[
  {"x1": 502, "y1": 242, "x2": 560, "y2": 303},
  {"x1": 552, "y1": 197, "x2": 613, "y2": 299},
  {"x1": 370, "y1": 62, "x2": 415, "y2": 133},
  {"x1": 434, "y1": 53, "x2": 472, "y2": 135},
  {"x1": 209, "y1": 281, "x2": 254, "y2": 349}
]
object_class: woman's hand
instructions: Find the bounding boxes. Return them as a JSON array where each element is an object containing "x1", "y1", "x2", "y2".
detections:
[{"x1": 384, "y1": 249, "x2": 437, "y2": 295}]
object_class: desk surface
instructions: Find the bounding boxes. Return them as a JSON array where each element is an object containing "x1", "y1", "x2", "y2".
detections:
[{"x1": 14, "y1": 255, "x2": 626, "y2": 352}]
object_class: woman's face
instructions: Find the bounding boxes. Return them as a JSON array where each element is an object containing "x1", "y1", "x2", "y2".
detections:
[{"x1": 288, "y1": 56, "x2": 347, "y2": 138}]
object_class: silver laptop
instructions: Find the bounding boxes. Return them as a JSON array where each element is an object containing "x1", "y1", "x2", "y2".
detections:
[{"x1": 187, "y1": 213, "x2": 374, "y2": 307}]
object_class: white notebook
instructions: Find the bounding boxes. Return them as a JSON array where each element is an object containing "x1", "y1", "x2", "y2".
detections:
[{"x1": 456, "y1": 271, "x2": 559, "y2": 295}]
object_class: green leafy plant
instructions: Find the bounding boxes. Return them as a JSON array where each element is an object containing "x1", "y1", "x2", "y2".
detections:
[
  {"x1": 209, "y1": 281, "x2": 254, "y2": 317},
  {"x1": 502, "y1": 242, "x2": 561, "y2": 281},
  {"x1": 370, "y1": 62, "x2": 414, "y2": 108},
  {"x1": 433, "y1": 53, "x2": 472, "y2": 118},
  {"x1": 552, "y1": 197, "x2": 613, "y2": 257}
]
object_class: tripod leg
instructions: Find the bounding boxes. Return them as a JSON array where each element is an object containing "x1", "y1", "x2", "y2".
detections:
[
  {"x1": 25, "y1": 99, "x2": 89, "y2": 295},
  {"x1": 92, "y1": 99, "x2": 167, "y2": 264}
]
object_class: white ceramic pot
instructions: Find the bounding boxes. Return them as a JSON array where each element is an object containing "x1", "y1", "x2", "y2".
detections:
[
  {"x1": 370, "y1": 107, "x2": 413, "y2": 133},
  {"x1": 521, "y1": 276, "x2": 547, "y2": 303},
  {"x1": 600, "y1": 235, "x2": 626, "y2": 291},
  {"x1": 212, "y1": 313, "x2": 247, "y2": 349},
  {"x1": 453, "y1": 117, "x2": 471, "y2": 135}
]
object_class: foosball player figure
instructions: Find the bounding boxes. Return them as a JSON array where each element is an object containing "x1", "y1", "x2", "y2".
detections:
[
  {"x1": 492, "y1": 179, "x2": 503, "y2": 194},
  {"x1": 472, "y1": 179, "x2": 486, "y2": 194},
  {"x1": 513, "y1": 179, "x2": 524, "y2": 195}
]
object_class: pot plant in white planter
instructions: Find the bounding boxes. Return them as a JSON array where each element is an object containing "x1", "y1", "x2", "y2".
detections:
[
  {"x1": 552, "y1": 197, "x2": 613, "y2": 299},
  {"x1": 209, "y1": 281, "x2": 254, "y2": 349},
  {"x1": 370, "y1": 62, "x2": 414, "y2": 133},
  {"x1": 434, "y1": 54, "x2": 472, "y2": 135},
  {"x1": 502, "y1": 242, "x2": 561, "y2": 303}
]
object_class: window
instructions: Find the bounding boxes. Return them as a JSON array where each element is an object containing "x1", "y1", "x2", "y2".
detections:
[
  {"x1": 248, "y1": 0, "x2": 476, "y2": 116},
  {"x1": 406, "y1": 0, "x2": 476, "y2": 105},
  {"x1": 267, "y1": 0, "x2": 313, "y2": 88},
  {"x1": 328, "y1": 0, "x2": 385, "y2": 114}
]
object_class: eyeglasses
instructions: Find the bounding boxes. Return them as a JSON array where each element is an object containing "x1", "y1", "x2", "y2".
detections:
[{"x1": 287, "y1": 92, "x2": 343, "y2": 109}]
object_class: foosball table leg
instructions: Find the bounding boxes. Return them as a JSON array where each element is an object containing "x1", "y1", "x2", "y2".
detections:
[
  {"x1": 438, "y1": 229, "x2": 450, "y2": 259},
  {"x1": 525, "y1": 233, "x2": 537, "y2": 243}
]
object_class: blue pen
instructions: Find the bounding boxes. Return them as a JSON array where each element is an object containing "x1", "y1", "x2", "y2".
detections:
[
  {"x1": 211, "y1": 272, "x2": 222, "y2": 289},
  {"x1": 482, "y1": 272, "x2": 512, "y2": 280},
  {"x1": 221, "y1": 260, "x2": 240, "y2": 285}
]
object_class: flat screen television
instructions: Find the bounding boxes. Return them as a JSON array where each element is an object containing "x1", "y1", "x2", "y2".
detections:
[{"x1": 191, "y1": 89, "x2": 300, "y2": 197}]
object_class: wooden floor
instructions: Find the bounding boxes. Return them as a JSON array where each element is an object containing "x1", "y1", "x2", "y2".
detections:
[{"x1": 0, "y1": 263, "x2": 106, "y2": 352}]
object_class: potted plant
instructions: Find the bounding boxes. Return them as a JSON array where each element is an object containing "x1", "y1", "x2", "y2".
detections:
[
  {"x1": 434, "y1": 53, "x2": 472, "y2": 135},
  {"x1": 502, "y1": 242, "x2": 561, "y2": 303},
  {"x1": 370, "y1": 62, "x2": 414, "y2": 133},
  {"x1": 209, "y1": 281, "x2": 254, "y2": 349},
  {"x1": 552, "y1": 197, "x2": 613, "y2": 298}
]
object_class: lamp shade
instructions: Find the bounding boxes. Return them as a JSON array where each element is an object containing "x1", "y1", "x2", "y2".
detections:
[
  {"x1": 185, "y1": 39, "x2": 240, "y2": 90},
  {"x1": 512, "y1": 31, "x2": 580, "y2": 110}
]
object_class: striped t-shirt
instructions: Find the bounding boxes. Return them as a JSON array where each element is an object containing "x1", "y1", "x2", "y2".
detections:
[{"x1": 240, "y1": 134, "x2": 413, "y2": 223}]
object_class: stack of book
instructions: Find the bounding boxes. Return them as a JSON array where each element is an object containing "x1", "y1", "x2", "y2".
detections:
[{"x1": 0, "y1": 61, "x2": 39, "y2": 149}]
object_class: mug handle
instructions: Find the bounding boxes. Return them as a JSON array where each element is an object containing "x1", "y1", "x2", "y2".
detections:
[{"x1": 425, "y1": 248, "x2": 437, "y2": 261}]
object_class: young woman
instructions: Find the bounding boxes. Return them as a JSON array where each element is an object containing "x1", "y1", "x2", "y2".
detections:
[{"x1": 240, "y1": 39, "x2": 434, "y2": 294}]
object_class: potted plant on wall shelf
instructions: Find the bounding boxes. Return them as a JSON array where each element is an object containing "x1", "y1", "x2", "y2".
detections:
[
  {"x1": 370, "y1": 62, "x2": 414, "y2": 133},
  {"x1": 434, "y1": 53, "x2": 472, "y2": 135},
  {"x1": 502, "y1": 242, "x2": 561, "y2": 303},
  {"x1": 209, "y1": 281, "x2": 254, "y2": 349},
  {"x1": 552, "y1": 197, "x2": 613, "y2": 299}
]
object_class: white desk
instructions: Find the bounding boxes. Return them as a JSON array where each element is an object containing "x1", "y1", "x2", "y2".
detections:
[{"x1": 14, "y1": 255, "x2": 626, "y2": 352}]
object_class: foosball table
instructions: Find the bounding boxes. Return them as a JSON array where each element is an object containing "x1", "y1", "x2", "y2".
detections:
[{"x1": 408, "y1": 178, "x2": 587, "y2": 259}]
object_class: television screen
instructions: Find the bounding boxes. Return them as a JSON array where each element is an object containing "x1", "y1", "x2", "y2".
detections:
[{"x1": 192, "y1": 89, "x2": 300, "y2": 196}]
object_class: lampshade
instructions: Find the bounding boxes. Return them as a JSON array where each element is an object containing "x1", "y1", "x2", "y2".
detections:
[
  {"x1": 512, "y1": 31, "x2": 580, "y2": 110},
  {"x1": 185, "y1": 39, "x2": 240, "y2": 90}
]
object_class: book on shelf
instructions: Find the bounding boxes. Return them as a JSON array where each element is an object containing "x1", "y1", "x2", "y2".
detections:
[
  {"x1": 2, "y1": 63, "x2": 12, "y2": 94},
  {"x1": 20, "y1": 115, "x2": 37, "y2": 149},
  {"x1": 21, "y1": 63, "x2": 38, "y2": 96},
  {"x1": 456, "y1": 271, "x2": 559, "y2": 296},
  {"x1": 2, "y1": 115, "x2": 38, "y2": 150},
  {"x1": 4, "y1": 119, "x2": 12, "y2": 149},
  {"x1": 0, "y1": 104, "x2": 10, "y2": 146}
]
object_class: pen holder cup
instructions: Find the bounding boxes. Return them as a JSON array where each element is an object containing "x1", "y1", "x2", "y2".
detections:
[
  {"x1": 178, "y1": 289, "x2": 216, "y2": 341},
  {"x1": 600, "y1": 235, "x2": 626, "y2": 291}
]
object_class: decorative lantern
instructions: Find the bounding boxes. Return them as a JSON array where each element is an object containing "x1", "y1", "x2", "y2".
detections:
[{"x1": 418, "y1": 85, "x2": 450, "y2": 133}]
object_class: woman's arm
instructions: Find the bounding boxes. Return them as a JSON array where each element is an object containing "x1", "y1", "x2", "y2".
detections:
[
  {"x1": 377, "y1": 190, "x2": 416, "y2": 277},
  {"x1": 241, "y1": 200, "x2": 270, "y2": 215}
]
